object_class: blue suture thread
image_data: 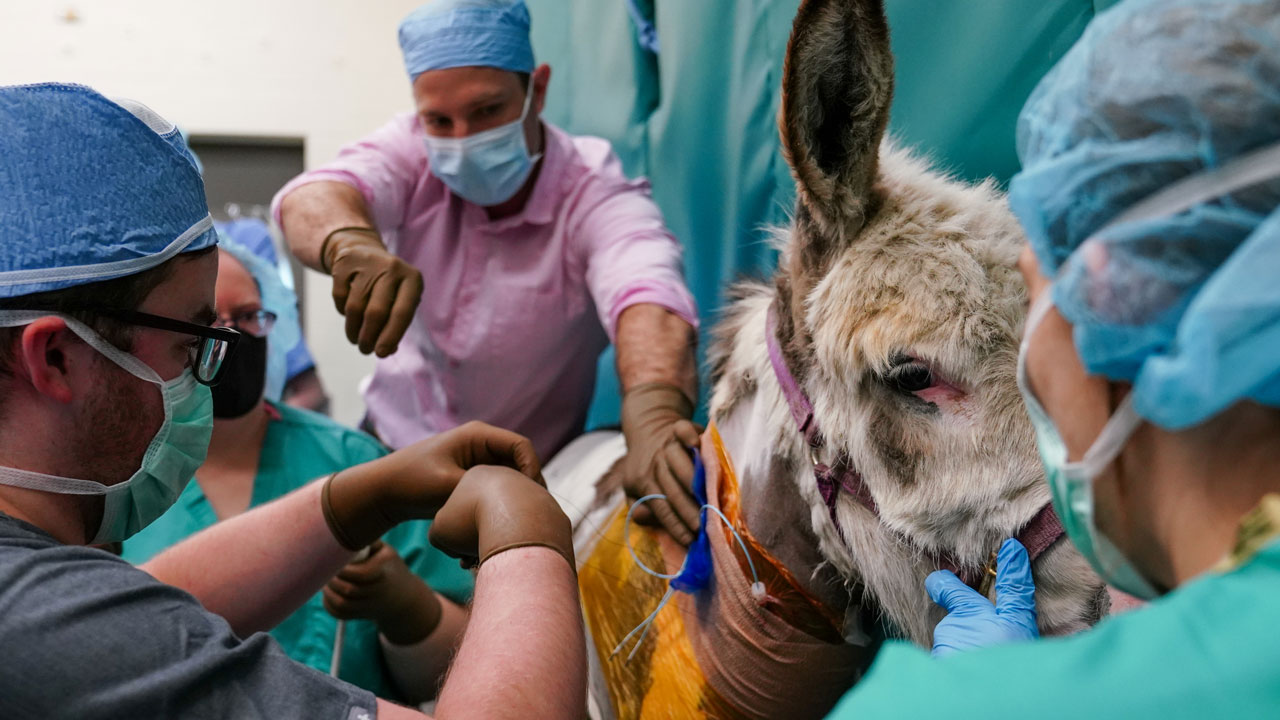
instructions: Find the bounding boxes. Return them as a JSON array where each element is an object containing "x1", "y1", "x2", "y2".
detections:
[{"x1": 612, "y1": 449, "x2": 765, "y2": 661}]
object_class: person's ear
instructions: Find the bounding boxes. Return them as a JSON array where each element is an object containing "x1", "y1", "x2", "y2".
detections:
[
  {"x1": 16, "y1": 318, "x2": 81, "y2": 404},
  {"x1": 532, "y1": 63, "x2": 551, "y2": 115}
]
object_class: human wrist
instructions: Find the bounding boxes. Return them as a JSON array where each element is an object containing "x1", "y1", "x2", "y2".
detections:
[
  {"x1": 378, "y1": 597, "x2": 468, "y2": 702},
  {"x1": 478, "y1": 510, "x2": 575, "y2": 573},
  {"x1": 621, "y1": 382, "x2": 695, "y2": 427},
  {"x1": 320, "y1": 465, "x2": 396, "y2": 552},
  {"x1": 320, "y1": 226, "x2": 383, "y2": 273},
  {"x1": 378, "y1": 586, "x2": 444, "y2": 646}
]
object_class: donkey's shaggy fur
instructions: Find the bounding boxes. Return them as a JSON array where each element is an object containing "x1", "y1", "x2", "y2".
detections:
[
  {"x1": 711, "y1": 145, "x2": 1106, "y2": 645},
  {"x1": 706, "y1": 0, "x2": 1106, "y2": 646},
  {"x1": 706, "y1": 0, "x2": 1105, "y2": 647},
  {"x1": 563, "y1": 0, "x2": 1107, "y2": 715}
]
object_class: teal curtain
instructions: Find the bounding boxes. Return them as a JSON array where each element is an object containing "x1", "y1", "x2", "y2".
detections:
[{"x1": 528, "y1": 0, "x2": 1117, "y2": 429}]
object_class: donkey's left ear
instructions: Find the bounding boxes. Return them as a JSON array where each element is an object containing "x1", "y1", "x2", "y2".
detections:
[{"x1": 780, "y1": 0, "x2": 894, "y2": 244}]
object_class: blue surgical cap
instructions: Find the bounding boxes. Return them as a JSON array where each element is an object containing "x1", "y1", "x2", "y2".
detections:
[
  {"x1": 1009, "y1": 0, "x2": 1280, "y2": 430},
  {"x1": 398, "y1": 0, "x2": 535, "y2": 80},
  {"x1": 0, "y1": 83, "x2": 217, "y2": 299},
  {"x1": 219, "y1": 238, "x2": 301, "y2": 404}
]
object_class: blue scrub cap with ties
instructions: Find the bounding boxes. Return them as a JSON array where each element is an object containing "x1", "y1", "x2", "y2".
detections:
[
  {"x1": 398, "y1": 0, "x2": 535, "y2": 81},
  {"x1": 1008, "y1": 0, "x2": 1280, "y2": 430},
  {"x1": 0, "y1": 83, "x2": 217, "y2": 300}
]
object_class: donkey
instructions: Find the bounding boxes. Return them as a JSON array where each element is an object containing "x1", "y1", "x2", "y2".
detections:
[{"x1": 547, "y1": 1, "x2": 1108, "y2": 717}]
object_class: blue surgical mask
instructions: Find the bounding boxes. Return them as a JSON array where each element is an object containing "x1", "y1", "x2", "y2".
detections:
[
  {"x1": 1016, "y1": 295, "x2": 1160, "y2": 600},
  {"x1": 423, "y1": 88, "x2": 542, "y2": 207},
  {"x1": 0, "y1": 312, "x2": 213, "y2": 544}
]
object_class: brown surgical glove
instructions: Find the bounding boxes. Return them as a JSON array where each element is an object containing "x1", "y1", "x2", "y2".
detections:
[
  {"x1": 619, "y1": 382, "x2": 702, "y2": 545},
  {"x1": 323, "y1": 227, "x2": 424, "y2": 357},
  {"x1": 428, "y1": 465, "x2": 574, "y2": 571},
  {"x1": 322, "y1": 422, "x2": 543, "y2": 552},
  {"x1": 323, "y1": 540, "x2": 444, "y2": 645}
]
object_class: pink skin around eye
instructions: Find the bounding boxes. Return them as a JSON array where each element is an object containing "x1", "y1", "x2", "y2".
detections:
[{"x1": 912, "y1": 364, "x2": 966, "y2": 406}]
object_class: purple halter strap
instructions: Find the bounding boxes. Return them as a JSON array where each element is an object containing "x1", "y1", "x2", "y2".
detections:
[{"x1": 765, "y1": 308, "x2": 877, "y2": 526}]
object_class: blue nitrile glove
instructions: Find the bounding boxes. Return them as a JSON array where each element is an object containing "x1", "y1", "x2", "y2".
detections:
[{"x1": 926, "y1": 538, "x2": 1039, "y2": 658}]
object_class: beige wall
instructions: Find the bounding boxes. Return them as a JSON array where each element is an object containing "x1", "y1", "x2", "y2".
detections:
[{"x1": 0, "y1": 0, "x2": 428, "y2": 424}]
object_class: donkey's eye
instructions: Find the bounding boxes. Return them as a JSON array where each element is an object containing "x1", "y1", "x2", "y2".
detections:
[{"x1": 887, "y1": 362, "x2": 933, "y2": 393}]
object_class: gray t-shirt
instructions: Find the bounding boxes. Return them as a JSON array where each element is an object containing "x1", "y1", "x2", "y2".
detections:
[{"x1": 0, "y1": 512, "x2": 378, "y2": 720}]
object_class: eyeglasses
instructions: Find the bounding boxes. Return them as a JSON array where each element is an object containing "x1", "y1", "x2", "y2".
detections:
[
  {"x1": 216, "y1": 309, "x2": 277, "y2": 338},
  {"x1": 78, "y1": 308, "x2": 240, "y2": 386}
]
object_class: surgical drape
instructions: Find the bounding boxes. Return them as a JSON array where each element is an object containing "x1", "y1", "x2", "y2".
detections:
[{"x1": 526, "y1": 0, "x2": 1117, "y2": 426}]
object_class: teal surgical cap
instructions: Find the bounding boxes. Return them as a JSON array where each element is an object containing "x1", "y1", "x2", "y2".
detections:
[
  {"x1": 1009, "y1": 0, "x2": 1280, "y2": 430},
  {"x1": 398, "y1": 0, "x2": 535, "y2": 80},
  {"x1": 0, "y1": 83, "x2": 216, "y2": 300},
  {"x1": 219, "y1": 238, "x2": 300, "y2": 404}
]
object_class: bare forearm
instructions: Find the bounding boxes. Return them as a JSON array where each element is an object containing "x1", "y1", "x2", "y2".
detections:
[
  {"x1": 615, "y1": 303, "x2": 698, "y2": 399},
  {"x1": 279, "y1": 181, "x2": 379, "y2": 270},
  {"x1": 141, "y1": 479, "x2": 353, "y2": 636},
  {"x1": 434, "y1": 548, "x2": 585, "y2": 720}
]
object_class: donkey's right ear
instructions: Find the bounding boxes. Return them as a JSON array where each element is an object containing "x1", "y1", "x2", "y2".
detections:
[{"x1": 780, "y1": 0, "x2": 894, "y2": 243}]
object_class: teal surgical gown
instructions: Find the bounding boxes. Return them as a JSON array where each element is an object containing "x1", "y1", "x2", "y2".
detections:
[
  {"x1": 122, "y1": 403, "x2": 474, "y2": 702},
  {"x1": 828, "y1": 537, "x2": 1280, "y2": 719}
]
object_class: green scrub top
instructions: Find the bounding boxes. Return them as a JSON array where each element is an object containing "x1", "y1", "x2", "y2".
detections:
[
  {"x1": 122, "y1": 403, "x2": 475, "y2": 702},
  {"x1": 828, "y1": 538, "x2": 1280, "y2": 719}
]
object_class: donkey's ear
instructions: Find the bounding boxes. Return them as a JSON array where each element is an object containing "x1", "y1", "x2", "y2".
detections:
[{"x1": 781, "y1": 0, "x2": 893, "y2": 244}]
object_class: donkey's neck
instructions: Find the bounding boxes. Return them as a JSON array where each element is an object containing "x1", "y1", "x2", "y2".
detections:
[{"x1": 717, "y1": 397, "x2": 854, "y2": 617}]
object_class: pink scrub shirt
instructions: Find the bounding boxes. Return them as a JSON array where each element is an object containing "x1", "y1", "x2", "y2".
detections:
[{"x1": 274, "y1": 116, "x2": 698, "y2": 459}]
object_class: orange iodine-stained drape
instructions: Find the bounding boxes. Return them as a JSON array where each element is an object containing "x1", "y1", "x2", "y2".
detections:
[{"x1": 577, "y1": 424, "x2": 868, "y2": 719}]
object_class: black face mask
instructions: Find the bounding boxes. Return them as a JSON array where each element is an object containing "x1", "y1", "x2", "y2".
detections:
[{"x1": 211, "y1": 333, "x2": 268, "y2": 419}]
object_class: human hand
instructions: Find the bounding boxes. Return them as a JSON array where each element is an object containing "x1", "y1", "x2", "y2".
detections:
[
  {"x1": 619, "y1": 382, "x2": 702, "y2": 545},
  {"x1": 429, "y1": 465, "x2": 574, "y2": 570},
  {"x1": 323, "y1": 541, "x2": 444, "y2": 644},
  {"x1": 323, "y1": 228, "x2": 424, "y2": 357},
  {"x1": 927, "y1": 538, "x2": 1039, "y2": 657},
  {"x1": 322, "y1": 422, "x2": 543, "y2": 551}
]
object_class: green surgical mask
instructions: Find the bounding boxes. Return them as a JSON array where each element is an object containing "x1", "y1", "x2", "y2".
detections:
[
  {"x1": 1016, "y1": 295, "x2": 1161, "y2": 601},
  {"x1": 0, "y1": 312, "x2": 212, "y2": 544}
]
